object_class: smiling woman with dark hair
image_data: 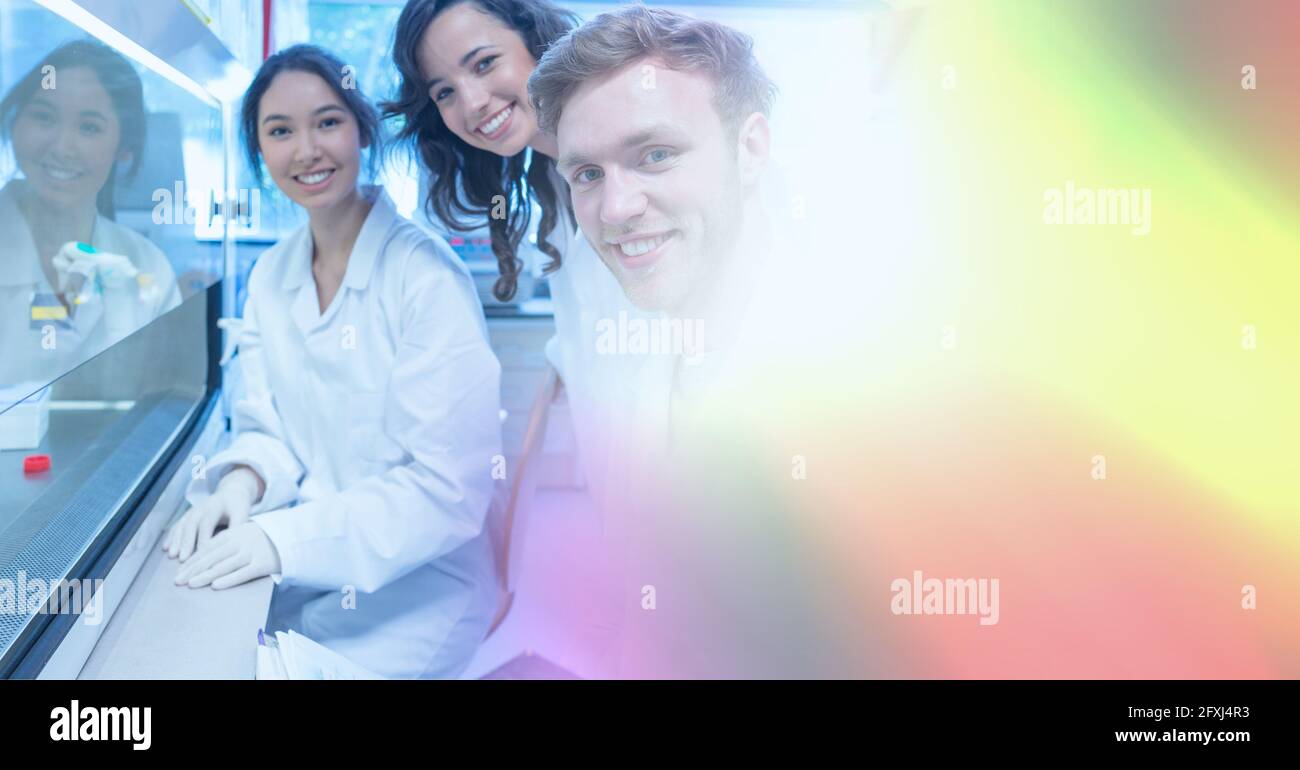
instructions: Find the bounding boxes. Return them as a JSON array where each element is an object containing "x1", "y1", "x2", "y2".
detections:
[
  {"x1": 384, "y1": 0, "x2": 577, "y2": 303},
  {"x1": 384, "y1": 0, "x2": 651, "y2": 513},
  {"x1": 238, "y1": 44, "x2": 385, "y2": 188},
  {"x1": 166, "y1": 43, "x2": 503, "y2": 680},
  {"x1": 0, "y1": 38, "x2": 180, "y2": 387}
]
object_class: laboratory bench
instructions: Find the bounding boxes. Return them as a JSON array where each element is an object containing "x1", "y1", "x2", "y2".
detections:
[{"x1": 28, "y1": 308, "x2": 577, "y2": 678}]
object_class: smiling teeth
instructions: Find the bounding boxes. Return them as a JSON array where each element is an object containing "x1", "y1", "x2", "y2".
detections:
[
  {"x1": 618, "y1": 234, "x2": 669, "y2": 257},
  {"x1": 478, "y1": 105, "x2": 512, "y2": 135},
  {"x1": 298, "y1": 170, "x2": 331, "y2": 184},
  {"x1": 45, "y1": 166, "x2": 78, "y2": 180}
]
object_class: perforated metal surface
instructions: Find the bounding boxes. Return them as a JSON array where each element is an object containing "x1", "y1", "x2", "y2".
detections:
[{"x1": 0, "y1": 395, "x2": 191, "y2": 658}]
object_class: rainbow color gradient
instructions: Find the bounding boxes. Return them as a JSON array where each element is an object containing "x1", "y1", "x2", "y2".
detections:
[
  {"x1": 499, "y1": 0, "x2": 1299, "y2": 679},
  {"x1": 784, "y1": 0, "x2": 1299, "y2": 678}
]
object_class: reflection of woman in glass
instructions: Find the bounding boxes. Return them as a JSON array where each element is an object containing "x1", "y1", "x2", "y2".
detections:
[{"x1": 0, "y1": 39, "x2": 180, "y2": 386}]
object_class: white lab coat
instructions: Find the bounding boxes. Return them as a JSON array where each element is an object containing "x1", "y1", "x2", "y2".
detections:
[
  {"x1": 542, "y1": 162, "x2": 806, "y2": 476},
  {"x1": 535, "y1": 167, "x2": 667, "y2": 677},
  {"x1": 539, "y1": 164, "x2": 823, "y2": 677},
  {"x1": 0, "y1": 178, "x2": 181, "y2": 387},
  {"x1": 186, "y1": 186, "x2": 502, "y2": 679},
  {"x1": 540, "y1": 166, "x2": 662, "y2": 504}
]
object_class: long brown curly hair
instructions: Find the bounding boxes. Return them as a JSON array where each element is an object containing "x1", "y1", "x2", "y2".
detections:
[{"x1": 383, "y1": 0, "x2": 578, "y2": 302}]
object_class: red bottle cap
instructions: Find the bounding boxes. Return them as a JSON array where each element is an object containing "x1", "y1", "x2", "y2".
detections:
[{"x1": 23, "y1": 454, "x2": 51, "y2": 474}]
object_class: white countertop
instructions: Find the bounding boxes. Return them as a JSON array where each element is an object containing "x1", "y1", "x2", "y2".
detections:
[{"x1": 79, "y1": 533, "x2": 273, "y2": 679}]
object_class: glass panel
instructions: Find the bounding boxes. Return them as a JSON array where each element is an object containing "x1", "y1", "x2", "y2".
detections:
[
  {"x1": 0, "y1": 0, "x2": 221, "y2": 662},
  {"x1": 0, "y1": 0, "x2": 223, "y2": 395}
]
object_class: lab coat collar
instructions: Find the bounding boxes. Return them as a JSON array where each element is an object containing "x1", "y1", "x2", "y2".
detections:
[
  {"x1": 0, "y1": 180, "x2": 48, "y2": 287},
  {"x1": 279, "y1": 227, "x2": 313, "y2": 291},
  {"x1": 342, "y1": 185, "x2": 395, "y2": 291},
  {"x1": 280, "y1": 185, "x2": 396, "y2": 293}
]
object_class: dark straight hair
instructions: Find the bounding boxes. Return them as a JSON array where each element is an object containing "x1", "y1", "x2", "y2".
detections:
[
  {"x1": 0, "y1": 39, "x2": 146, "y2": 219},
  {"x1": 383, "y1": 0, "x2": 577, "y2": 302},
  {"x1": 240, "y1": 44, "x2": 384, "y2": 186}
]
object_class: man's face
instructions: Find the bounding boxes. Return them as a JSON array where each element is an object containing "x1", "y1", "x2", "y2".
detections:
[{"x1": 557, "y1": 59, "x2": 746, "y2": 314}]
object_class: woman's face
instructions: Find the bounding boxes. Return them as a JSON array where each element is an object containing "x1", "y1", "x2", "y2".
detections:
[
  {"x1": 256, "y1": 70, "x2": 366, "y2": 213},
  {"x1": 416, "y1": 2, "x2": 542, "y2": 158},
  {"x1": 11, "y1": 66, "x2": 124, "y2": 211}
]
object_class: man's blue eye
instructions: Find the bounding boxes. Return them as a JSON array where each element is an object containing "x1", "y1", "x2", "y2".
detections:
[
  {"x1": 576, "y1": 168, "x2": 602, "y2": 184},
  {"x1": 646, "y1": 149, "x2": 672, "y2": 164}
]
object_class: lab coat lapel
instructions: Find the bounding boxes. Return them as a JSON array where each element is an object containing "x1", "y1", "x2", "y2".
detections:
[
  {"x1": 285, "y1": 188, "x2": 394, "y2": 336},
  {"x1": 626, "y1": 348, "x2": 675, "y2": 458},
  {"x1": 339, "y1": 186, "x2": 393, "y2": 294},
  {"x1": 289, "y1": 278, "x2": 322, "y2": 337},
  {"x1": 0, "y1": 181, "x2": 46, "y2": 288},
  {"x1": 283, "y1": 229, "x2": 320, "y2": 337}
]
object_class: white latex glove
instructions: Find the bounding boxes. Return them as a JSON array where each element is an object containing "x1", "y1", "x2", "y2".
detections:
[
  {"x1": 173, "y1": 521, "x2": 281, "y2": 589},
  {"x1": 88, "y1": 251, "x2": 138, "y2": 288},
  {"x1": 52, "y1": 242, "x2": 141, "y2": 304},
  {"x1": 51, "y1": 257, "x2": 97, "y2": 307},
  {"x1": 163, "y1": 466, "x2": 263, "y2": 562}
]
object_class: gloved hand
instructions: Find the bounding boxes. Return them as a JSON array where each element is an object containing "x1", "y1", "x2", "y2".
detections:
[
  {"x1": 173, "y1": 521, "x2": 281, "y2": 589},
  {"x1": 52, "y1": 242, "x2": 140, "y2": 304},
  {"x1": 163, "y1": 466, "x2": 264, "y2": 562},
  {"x1": 83, "y1": 251, "x2": 138, "y2": 288}
]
